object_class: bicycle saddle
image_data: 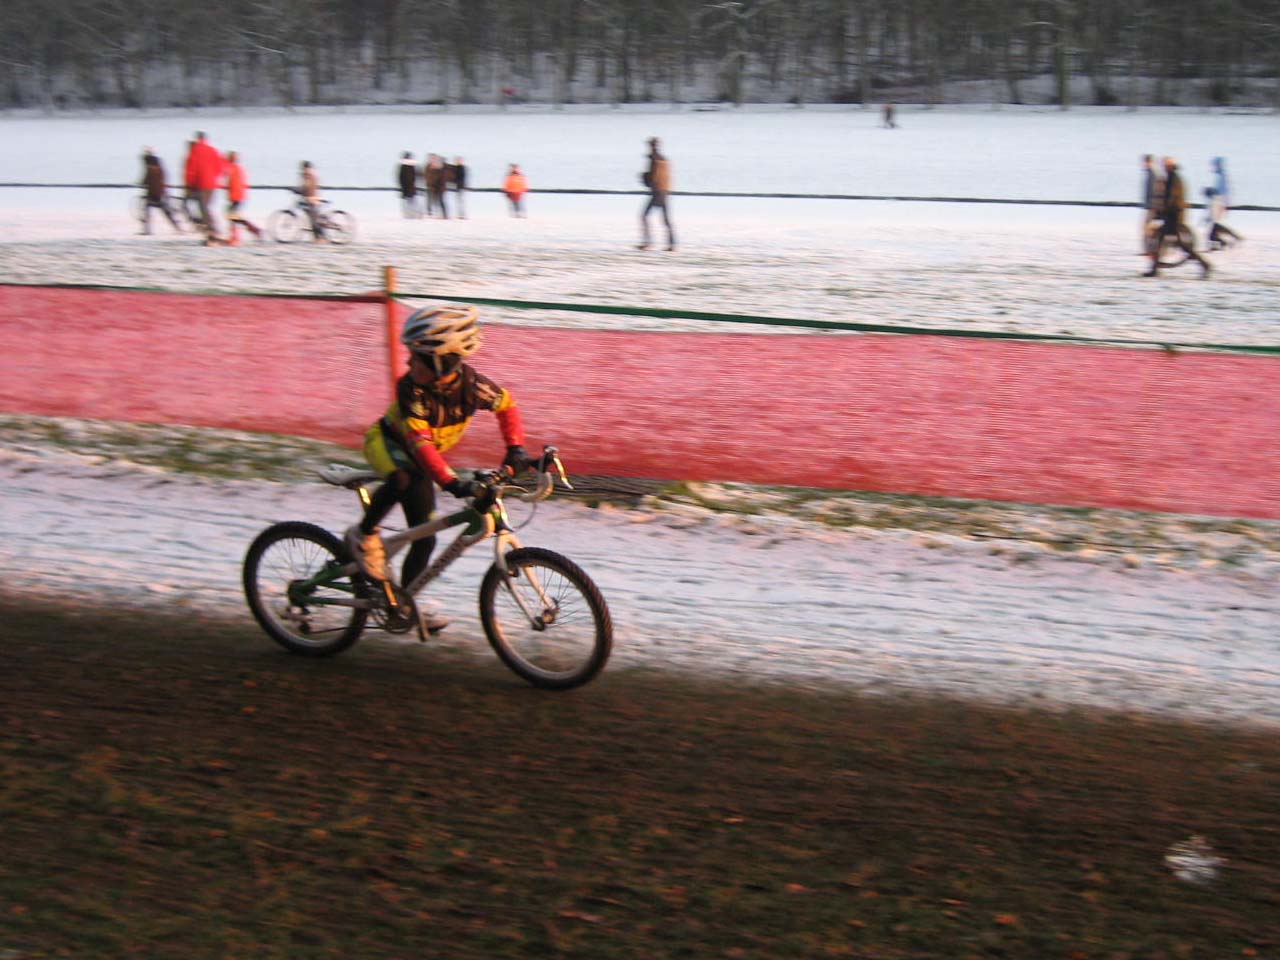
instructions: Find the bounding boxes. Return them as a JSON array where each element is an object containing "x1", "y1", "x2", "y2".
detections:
[{"x1": 317, "y1": 464, "x2": 381, "y2": 489}]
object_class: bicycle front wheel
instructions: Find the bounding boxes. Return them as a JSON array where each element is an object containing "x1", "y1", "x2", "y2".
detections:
[
  {"x1": 479, "y1": 547, "x2": 612, "y2": 689},
  {"x1": 268, "y1": 208, "x2": 301, "y2": 243},
  {"x1": 243, "y1": 521, "x2": 369, "y2": 656},
  {"x1": 327, "y1": 210, "x2": 356, "y2": 244}
]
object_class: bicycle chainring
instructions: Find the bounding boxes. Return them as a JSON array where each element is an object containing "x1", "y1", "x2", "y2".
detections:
[{"x1": 368, "y1": 582, "x2": 418, "y2": 634}]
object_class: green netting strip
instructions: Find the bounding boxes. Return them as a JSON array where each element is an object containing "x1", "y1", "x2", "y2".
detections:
[
  {"x1": 391, "y1": 291, "x2": 1280, "y2": 356},
  {"x1": 0, "y1": 280, "x2": 385, "y2": 304}
]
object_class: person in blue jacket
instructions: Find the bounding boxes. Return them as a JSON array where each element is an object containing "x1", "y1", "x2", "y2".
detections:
[{"x1": 1204, "y1": 156, "x2": 1243, "y2": 250}]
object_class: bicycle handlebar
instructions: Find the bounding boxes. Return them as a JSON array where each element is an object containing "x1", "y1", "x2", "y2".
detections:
[{"x1": 460, "y1": 445, "x2": 569, "y2": 508}]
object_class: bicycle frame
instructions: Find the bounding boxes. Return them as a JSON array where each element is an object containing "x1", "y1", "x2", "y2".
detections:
[
  {"x1": 381, "y1": 497, "x2": 523, "y2": 600},
  {"x1": 290, "y1": 466, "x2": 557, "y2": 615}
]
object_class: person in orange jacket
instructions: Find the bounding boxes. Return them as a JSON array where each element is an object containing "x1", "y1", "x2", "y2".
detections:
[
  {"x1": 184, "y1": 130, "x2": 226, "y2": 244},
  {"x1": 503, "y1": 163, "x2": 528, "y2": 218},
  {"x1": 638, "y1": 136, "x2": 675, "y2": 251},
  {"x1": 223, "y1": 151, "x2": 263, "y2": 244}
]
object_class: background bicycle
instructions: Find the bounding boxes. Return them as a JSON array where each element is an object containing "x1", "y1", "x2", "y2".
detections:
[{"x1": 267, "y1": 194, "x2": 356, "y2": 244}]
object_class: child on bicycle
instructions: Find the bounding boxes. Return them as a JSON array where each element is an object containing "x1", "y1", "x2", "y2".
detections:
[
  {"x1": 299, "y1": 160, "x2": 327, "y2": 242},
  {"x1": 346, "y1": 305, "x2": 530, "y2": 631}
]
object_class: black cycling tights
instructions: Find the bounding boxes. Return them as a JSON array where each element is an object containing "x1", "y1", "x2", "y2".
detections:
[{"x1": 359, "y1": 469, "x2": 437, "y2": 586}]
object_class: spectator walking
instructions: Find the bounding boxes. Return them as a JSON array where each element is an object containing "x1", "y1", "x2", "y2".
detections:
[
  {"x1": 138, "y1": 147, "x2": 181, "y2": 235},
  {"x1": 223, "y1": 151, "x2": 263, "y2": 244},
  {"x1": 1205, "y1": 156, "x2": 1243, "y2": 250},
  {"x1": 181, "y1": 140, "x2": 202, "y2": 231},
  {"x1": 185, "y1": 130, "x2": 225, "y2": 244},
  {"x1": 397, "y1": 151, "x2": 420, "y2": 218},
  {"x1": 638, "y1": 136, "x2": 675, "y2": 251},
  {"x1": 450, "y1": 157, "x2": 468, "y2": 219},
  {"x1": 299, "y1": 160, "x2": 327, "y2": 243},
  {"x1": 503, "y1": 164, "x2": 528, "y2": 217},
  {"x1": 1141, "y1": 153, "x2": 1163, "y2": 259},
  {"x1": 424, "y1": 154, "x2": 449, "y2": 218},
  {"x1": 1144, "y1": 156, "x2": 1210, "y2": 279}
]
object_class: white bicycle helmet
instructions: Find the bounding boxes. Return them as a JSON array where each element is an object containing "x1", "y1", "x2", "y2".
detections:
[{"x1": 400, "y1": 305, "x2": 482, "y2": 374}]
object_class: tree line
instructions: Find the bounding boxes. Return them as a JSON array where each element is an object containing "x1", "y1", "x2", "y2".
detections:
[{"x1": 4, "y1": 0, "x2": 1279, "y2": 111}]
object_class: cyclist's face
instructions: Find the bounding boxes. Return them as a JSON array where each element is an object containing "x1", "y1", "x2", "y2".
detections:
[
  {"x1": 409, "y1": 351, "x2": 462, "y2": 384},
  {"x1": 408, "y1": 352, "x2": 436, "y2": 384}
]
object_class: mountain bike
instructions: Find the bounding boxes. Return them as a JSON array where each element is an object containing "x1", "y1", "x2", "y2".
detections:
[
  {"x1": 242, "y1": 446, "x2": 613, "y2": 690},
  {"x1": 267, "y1": 195, "x2": 356, "y2": 244}
]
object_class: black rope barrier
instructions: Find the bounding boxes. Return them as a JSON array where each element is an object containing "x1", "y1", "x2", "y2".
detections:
[{"x1": 2, "y1": 182, "x2": 1276, "y2": 212}]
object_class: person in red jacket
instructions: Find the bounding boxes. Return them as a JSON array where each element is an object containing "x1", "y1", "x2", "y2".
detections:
[
  {"x1": 184, "y1": 130, "x2": 226, "y2": 244},
  {"x1": 223, "y1": 151, "x2": 263, "y2": 244},
  {"x1": 180, "y1": 140, "x2": 203, "y2": 230}
]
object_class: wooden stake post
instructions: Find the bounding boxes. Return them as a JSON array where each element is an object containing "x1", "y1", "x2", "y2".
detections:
[{"x1": 383, "y1": 265, "x2": 400, "y2": 399}]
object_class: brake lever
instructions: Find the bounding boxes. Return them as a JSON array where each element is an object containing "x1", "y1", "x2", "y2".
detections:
[{"x1": 551, "y1": 453, "x2": 572, "y2": 490}]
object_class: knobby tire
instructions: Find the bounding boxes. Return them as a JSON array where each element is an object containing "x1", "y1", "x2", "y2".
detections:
[
  {"x1": 479, "y1": 547, "x2": 612, "y2": 690},
  {"x1": 243, "y1": 521, "x2": 369, "y2": 656}
]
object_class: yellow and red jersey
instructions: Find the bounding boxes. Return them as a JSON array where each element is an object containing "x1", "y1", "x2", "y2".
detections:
[{"x1": 364, "y1": 364, "x2": 524, "y2": 485}]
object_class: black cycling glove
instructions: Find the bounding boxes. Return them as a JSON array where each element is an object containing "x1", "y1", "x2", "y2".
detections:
[
  {"x1": 502, "y1": 445, "x2": 531, "y2": 475},
  {"x1": 442, "y1": 476, "x2": 476, "y2": 499}
]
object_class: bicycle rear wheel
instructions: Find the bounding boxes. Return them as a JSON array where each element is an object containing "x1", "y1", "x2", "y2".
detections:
[
  {"x1": 479, "y1": 547, "x2": 612, "y2": 689},
  {"x1": 327, "y1": 210, "x2": 356, "y2": 244},
  {"x1": 243, "y1": 521, "x2": 369, "y2": 656},
  {"x1": 268, "y1": 208, "x2": 302, "y2": 243}
]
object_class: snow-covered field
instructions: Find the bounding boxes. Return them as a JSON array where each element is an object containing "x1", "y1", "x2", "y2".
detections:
[
  {"x1": 6, "y1": 103, "x2": 1280, "y2": 202},
  {"x1": 1, "y1": 106, "x2": 1277, "y2": 725},
  {"x1": 1, "y1": 105, "x2": 1278, "y2": 345}
]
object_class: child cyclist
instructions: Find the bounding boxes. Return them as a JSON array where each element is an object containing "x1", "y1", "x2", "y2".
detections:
[{"x1": 346, "y1": 305, "x2": 530, "y2": 631}]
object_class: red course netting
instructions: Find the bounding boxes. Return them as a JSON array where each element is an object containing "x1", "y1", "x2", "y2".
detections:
[
  {"x1": 3, "y1": 285, "x2": 1278, "y2": 519},
  {"x1": 0, "y1": 286, "x2": 390, "y2": 445}
]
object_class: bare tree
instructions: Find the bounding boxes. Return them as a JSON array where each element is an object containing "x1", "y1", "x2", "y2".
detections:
[
  {"x1": 3, "y1": 0, "x2": 1277, "y2": 110},
  {"x1": 1242, "y1": 0, "x2": 1280, "y2": 111},
  {"x1": 1027, "y1": 0, "x2": 1076, "y2": 108},
  {"x1": 1, "y1": 0, "x2": 74, "y2": 110},
  {"x1": 702, "y1": 0, "x2": 777, "y2": 105}
]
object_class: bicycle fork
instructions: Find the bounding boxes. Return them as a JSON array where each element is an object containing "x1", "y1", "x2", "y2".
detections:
[{"x1": 495, "y1": 532, "x2": 558, "y2": 630}]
